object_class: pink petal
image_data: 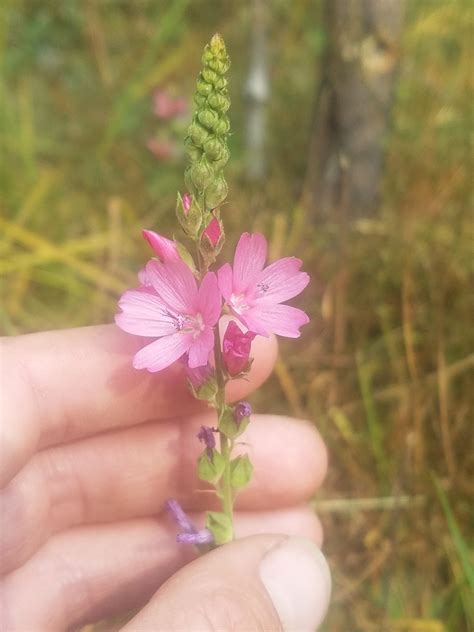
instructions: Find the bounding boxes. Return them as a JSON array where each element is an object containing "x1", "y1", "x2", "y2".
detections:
[
  {"x1": 233, "y1": 233, "x2": 267, "y2": 293},
  {"x1": 142, "y1": 230, "x2": 179, "y2": 262},
  {"x1": 236, "y1": 309, "x2": 271, "y2": 337},
  {"x1": 251, "y1": 304, "x2": 310, "y2": 338},
  {"x1": 217, "y1": 263, "x2": 233, "y2": 301},
  {"x1": 138, "y1": 267, "x2": 151, "y2": 286},
  {"x1": 146, "y1": 258, "x2": 198, "y2": 314},
  {"x1": 133, "y1": 332, "x2": 193, "y2": 372},
  {"x1": 256, "y1": 257, "x2": 310, "y2": 304},
  {"x1": 198, "y1": 272, "x2": 221, "y2": 326},
  {"x1": 188, "y1": 327, "x2": 215, "y2": 368},
  {"x1": 115, "y1": 290, "x2": 177, "y2": 337}
]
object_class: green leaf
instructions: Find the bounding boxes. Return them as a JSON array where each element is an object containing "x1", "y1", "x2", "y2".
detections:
[
  {"x1": 197, "y1": 450, "x2": 225, "y2": 484},
  {"x1": 230, "y1": 454, "x2": 253, "y2": 490},
  {"x1": 205, "y1": 511, "x2": 233, "y2": 545}
]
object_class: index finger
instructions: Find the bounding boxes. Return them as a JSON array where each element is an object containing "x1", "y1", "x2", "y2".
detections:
[{"x1": 0, "y1": 323, "x2": 277, "y2": 487}]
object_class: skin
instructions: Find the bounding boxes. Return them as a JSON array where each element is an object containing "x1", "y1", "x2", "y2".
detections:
[{"x1": 0, "y1": 325, "x2": 328, "y2": 630}]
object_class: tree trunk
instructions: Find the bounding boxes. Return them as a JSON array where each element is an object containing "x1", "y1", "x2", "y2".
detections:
[{"x1": 306, "y1": 0, "x2": 405, "y2": 220}]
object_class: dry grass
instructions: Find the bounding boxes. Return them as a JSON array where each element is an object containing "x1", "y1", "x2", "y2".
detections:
[{"x1": 1, "y1": 1, "x2": 472, "y2": 630}]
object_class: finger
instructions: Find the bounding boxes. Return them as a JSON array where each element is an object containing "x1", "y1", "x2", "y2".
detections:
[
  {"x1": 0, "y1": 508, "x2": 323, "y2": 631},
  {"x1": 1, "y1": 415, "x2": 327, "y2": 574},
  {"x1": 123, "y1": 534, "x2": 331, "y2": 632},
  {"x1": 0, "y1": 322, "x2": 277, "y2": 486}
]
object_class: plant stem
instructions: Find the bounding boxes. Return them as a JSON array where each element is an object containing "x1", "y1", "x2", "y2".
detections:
[{"x1": 214, "y1": 323, "x2": 234, "y2": 539}]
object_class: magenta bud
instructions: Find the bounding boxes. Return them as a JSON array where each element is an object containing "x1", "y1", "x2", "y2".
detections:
[
  {"x1": 203, "y1": 216, "x2": 222, "y2": 247},
  {"x1": 142, "y1": 230, "x2": 180, "y2": 263},
  {"x1": 222, "y1": 321, "x2": 256, "y2": 376}
]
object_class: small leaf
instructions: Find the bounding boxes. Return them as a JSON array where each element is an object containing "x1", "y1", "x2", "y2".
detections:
[
  {"x1": 197, "y1": 450, "x2": 225, "y2": 484},
  {"x1": 205, "y1": 511, "x2": 233, "y2": 545},
  {"x1": 230, "y1": 454, "x2": 253, "y2": 490}
]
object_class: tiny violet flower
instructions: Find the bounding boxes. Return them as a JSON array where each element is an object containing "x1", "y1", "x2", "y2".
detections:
[
  {"x1": 165, "y1": 498, "x2": 196, "y2": 534},
  {"x1": 222, "y1": 320, "x2": 256, "y2": 376},
  {"x1": 115, "y1": 257, "x2": 221, "y2": 372},
  {"x1": 176, "y1": 529, "x2": 214, "y2": 545},
  {"x1": 166, "y1": 499, "x2": 215, "y2": 546},
  {"x1": 217, "y1": 232, "x2": 310, "y2": 338},
  {"x1": 197, "y1": 425, "x2": 217, "y2": 458},
  {"x1": 234, "y1": 401, "x2": 252, "y2": 426},
  {"x1": 203, "y1": 216, "x2": 222, "y2": 248}
]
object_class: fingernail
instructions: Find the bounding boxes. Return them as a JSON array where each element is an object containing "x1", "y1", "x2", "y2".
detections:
[{"x1": 259, "y1": 536, "x2": 331, "y2": 631}]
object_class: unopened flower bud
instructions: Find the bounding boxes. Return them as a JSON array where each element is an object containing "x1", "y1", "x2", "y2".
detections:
[{"x1": 223, "y1": 321, "x2": 256, "y2": 376}]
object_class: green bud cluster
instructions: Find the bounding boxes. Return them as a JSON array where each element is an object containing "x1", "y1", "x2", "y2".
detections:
[{"x1": 184, "y1": 34, "x2": 230, "y2": 211}]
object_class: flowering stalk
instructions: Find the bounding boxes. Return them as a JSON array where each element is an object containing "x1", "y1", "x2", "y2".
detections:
[{"x1": 115, "y1": 33, "x2": 310, "y2": 550}]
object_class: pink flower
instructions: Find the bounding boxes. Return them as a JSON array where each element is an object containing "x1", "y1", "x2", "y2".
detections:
[
  {"x1": 203, "y1": 216, "x2": 222, "y2": 247},
  {"x1": 153, "y1": 89, "x2": 187, "y2": 119},
  {"x1": 146, "y1": 137, "x2": 177, "y2": 161},
  {"x1": 115, "y1": 258, "x2": 221, "y2": 372},
  {"x1": 217, "y1": 233, "x2": 310, "y2": 338},
  {"x1": 222, "y1": 320, "x2": 256, "y2": 376}
]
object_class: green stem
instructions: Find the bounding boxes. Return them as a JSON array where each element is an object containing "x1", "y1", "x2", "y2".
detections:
[{"x1": 214, "y1": 323, "x2": 234, "y2": 539}]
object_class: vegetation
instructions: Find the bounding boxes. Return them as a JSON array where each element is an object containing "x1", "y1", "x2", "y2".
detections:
[{"x1": 1, "y1": 1, "x2": 472, "y2": 630}]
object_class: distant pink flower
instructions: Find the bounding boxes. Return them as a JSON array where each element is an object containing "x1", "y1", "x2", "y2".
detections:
[
  {"x1": 146, "y1": 137, "x2": 177, "y2": 161},
  {"x1": 153, "y1": 89, "x2": 187, "y2": 119},
  {"x1": 217, "y1": 233, "x2": 310, "y2": 338},
  {"x1": 203, "y1": 217, "x2": 222, "y2": 247},
  {"x1": 116, "y1": 258, "x2": 221, "y2": 372},
  {"x1": 222, "y1": 320, "x2": 256, "y2": 376}
]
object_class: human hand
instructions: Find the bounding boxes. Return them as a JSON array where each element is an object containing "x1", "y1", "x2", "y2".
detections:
[{"x1": 0, "y1": 324, "x2": 330, "y2": 630}]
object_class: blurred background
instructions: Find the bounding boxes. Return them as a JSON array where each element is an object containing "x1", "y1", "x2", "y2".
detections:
[{"x1": 1, "y1": 0, "x2": 473, "y2": 630}]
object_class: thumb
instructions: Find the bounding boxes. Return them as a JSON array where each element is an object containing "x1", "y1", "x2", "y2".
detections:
[{"x1": 121, "y1": 534, "x2": 331, "y2": 632}]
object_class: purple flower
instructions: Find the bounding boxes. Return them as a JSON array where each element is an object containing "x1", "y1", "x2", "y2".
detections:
[
  {"x1": 217, "y1": 232, "x2": 310, "y2": 338},
  {"x1": 177, "y1": 529, "x2": 214, "y2": 545},
  {"x1": 234, "y1": 401, "x2": 252, "y2": 426},
  {"x1": 197, "y1": 425, "x2": 217, "y2": 458},
  {"x1": 165, "y1": 498, "x2": 215, "y2": 546},
  {"x1": 165, "y1": 499, "x2": 196, "y2": 533},
  {"x1": 222, "y1": 320, "x2": 256, "y2": 376}
]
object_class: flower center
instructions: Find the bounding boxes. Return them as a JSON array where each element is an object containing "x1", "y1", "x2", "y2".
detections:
[
  {"x1": 230, "y1": 293, "x2": 249, "y2": 314},
  {"x1": 173, "y1": 312, "x2": 205, "y2": 338}
]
